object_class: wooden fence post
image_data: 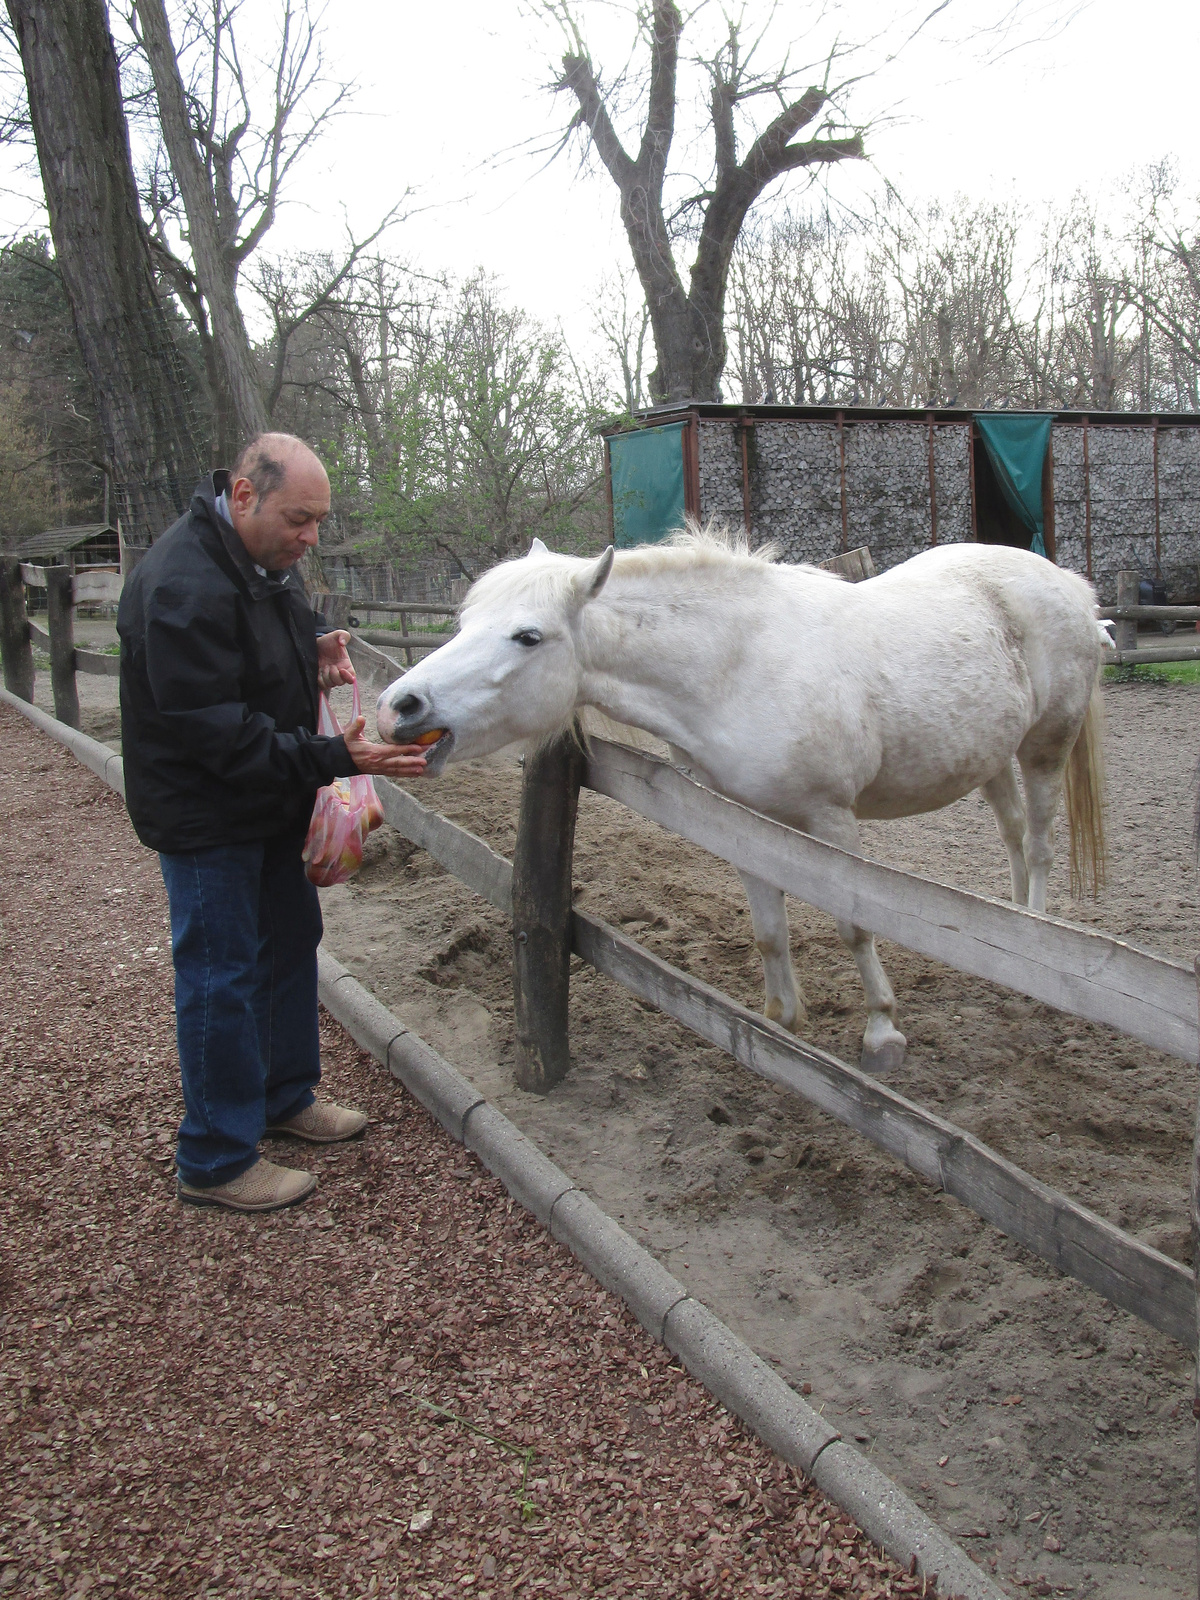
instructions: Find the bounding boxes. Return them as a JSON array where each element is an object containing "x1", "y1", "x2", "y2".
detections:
[
  {"x1": 0, "y1": 559, "x2": 34, "y2": 702},
  {"x1": 511, "y1": 727, "x2": 584, "y2": 1094},
  {"x1": 45, "y1": 564, "x2": 79, "y2": 730},
  {"x1": 1116, "y1": 570, "x2": 1139, "y2": 656}
]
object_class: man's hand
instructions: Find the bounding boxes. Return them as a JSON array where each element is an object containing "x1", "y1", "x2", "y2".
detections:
[
  {"x1": 317, "y1": 630, "x2": 355, "y2": 692},
  {"x1": 343, "y1": 716, "x2": 429, "y2": 778}
]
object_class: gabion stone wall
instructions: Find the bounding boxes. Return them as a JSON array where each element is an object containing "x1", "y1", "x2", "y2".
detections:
[
  {"x1": 1053, "y1": 425, "x2": 1200, "y2": 601},
  {"x1": 695, "y1": 415, "x2": 1200, "y2": 602},
  {"x1": 698, "y1": 418, "x2": 971, "y2": 570}
]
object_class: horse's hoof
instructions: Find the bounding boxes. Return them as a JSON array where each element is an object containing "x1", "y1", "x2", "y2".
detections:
[
  {"x1": 764, "y1": 998, "x2": 806, "y2": 1032},
  {"x1": 859, "y1": 1035, "x2": 906, "y2": 1076}
]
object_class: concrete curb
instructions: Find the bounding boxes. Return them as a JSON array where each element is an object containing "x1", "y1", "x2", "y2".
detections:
[
  {"x1": 3, "y1": 687, "x2": 1004, "y2": 1600},
  {"x1": 1, "y1": 687, "x2": 126, "y2": 796},
  {"x1": 320, "y1": 961, "x2": 1001, "y2": 1600}
]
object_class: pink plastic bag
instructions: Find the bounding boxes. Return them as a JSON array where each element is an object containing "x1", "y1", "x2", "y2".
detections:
[{"x1": 303, "y1": 678, "x2": 384, "y2": 887}]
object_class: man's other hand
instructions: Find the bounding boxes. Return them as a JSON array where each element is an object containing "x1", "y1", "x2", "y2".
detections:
[
  {"x1": 317, "y1": 630, "x2": 355, "y2": 691},
  {"x1": 343, "y1": 716, "x2": 429, "y2": 777}
]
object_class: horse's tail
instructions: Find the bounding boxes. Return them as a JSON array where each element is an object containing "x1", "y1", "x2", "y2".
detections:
[{"x1": 1064, "y1": 681, "x2": 1107, "y2": 899}]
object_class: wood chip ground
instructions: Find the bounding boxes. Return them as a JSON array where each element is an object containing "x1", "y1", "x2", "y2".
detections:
[{"x1": 0, "y1": 704, "x2": 935, "y2": 1599}]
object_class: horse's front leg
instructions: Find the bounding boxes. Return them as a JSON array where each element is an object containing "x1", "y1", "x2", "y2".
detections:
[
  {"x1": 834, "y1": 919, "x2": 906, "y2": 1075},
  {"x1": 808, "y1": 807, "x2": 906, "y2": 1076},
  {"x1": 738, "y1": 870, "x2": 806, "y2": 1032}
]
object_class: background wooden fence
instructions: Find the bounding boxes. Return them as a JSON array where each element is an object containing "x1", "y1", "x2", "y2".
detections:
[{"x1": 1110, "y1": 567, "x2": 1200, "y2": 665}]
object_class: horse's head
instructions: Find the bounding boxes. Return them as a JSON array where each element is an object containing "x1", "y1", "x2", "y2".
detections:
[{"x1": 375, "y1": 538, "x2": 614, "y2": 771}]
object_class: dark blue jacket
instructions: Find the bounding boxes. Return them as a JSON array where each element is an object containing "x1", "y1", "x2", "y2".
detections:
[{"x1": 117, "y1": 472, "x2": 356, "y2": 853}]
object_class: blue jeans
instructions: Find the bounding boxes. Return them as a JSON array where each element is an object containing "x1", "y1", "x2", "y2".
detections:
[{"x1": 159, "y1": 830, "x2": 322, "y2": 1187}]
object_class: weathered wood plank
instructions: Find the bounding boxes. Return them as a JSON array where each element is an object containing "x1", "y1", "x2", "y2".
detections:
[
  {"x1": 372, "y1": 776, "x2": 513, "y2": 915},
  {"x1": 585, "y1": 740, "x2": 1198, "y2": 1064},
  {"x1": 512, "y1": 730, "x2": 584, "y2": 1093},
  {"x1": 571, "y1": 911, "x2": 1195, "y2": 1350},
  {"x1": 353, "y1": 628, "x2": 449, "y2": 651},
  {"x1": 45, "y1": 565, "x2": 79, "y2": 729},
  {"x1": 818, "y1": 546, "x2": 876, "y2": 582},
  {"x1": 75, "y1": 647, "x2": 121, "y2": 677},
  {"x1": 1110, "y1": 645, "x2": 1200, "y2": 666},
  {"x1": 1110, "y1": 605, "x2": 1200, "y2": 623},
  {"x1": 345, "y1": 631, "x2": 404, "y2": 696},
  {"x1": 0, "y1": 559, "x2": 34, "y2": 702},
  {"x1": 351, "y1": 600, "x2": 457, "y2": 616},
  {"x1": 367, "y1": 777, "x2": 1194, "y2": 1349},
  {"x1": 1115, "y1": 571, "x2": 1139, "y2": 654},
  {"x1": 72, "y1": 570, "x2": 122, "y2": 605}
]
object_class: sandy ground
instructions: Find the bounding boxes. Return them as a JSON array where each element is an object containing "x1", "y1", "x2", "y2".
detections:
[
  {"x1": 45, "y1": 661, "x2": 1200, "y2": 1598},
  {"x1": 0, "y1": 704, "x2": 926, "y2": 1600},
  {"x1": 314, "y1": 677, "x2": 1200, "y2": 1600}
]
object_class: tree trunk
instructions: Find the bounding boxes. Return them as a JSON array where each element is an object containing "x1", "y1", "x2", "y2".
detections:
[
  {"x1": 6, "y1": 0, "x2": 205, "y2": 547},
  {"x1": 135, "y1": 0, "x2": 269, "y2": 445}
]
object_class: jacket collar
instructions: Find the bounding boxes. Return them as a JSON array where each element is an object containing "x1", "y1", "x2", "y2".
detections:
[{"x1": 194, "y1": 470, "x2": 303, "y2": 603}]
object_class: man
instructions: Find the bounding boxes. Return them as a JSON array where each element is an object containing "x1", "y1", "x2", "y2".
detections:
[{"x1": 118, "y1": 433, "x2": 429, "y2": 1213}]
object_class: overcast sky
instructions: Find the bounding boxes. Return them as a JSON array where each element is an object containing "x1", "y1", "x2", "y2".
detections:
[{"x1": 2, "y1": 0, "x2": 1197, "y2": 354}]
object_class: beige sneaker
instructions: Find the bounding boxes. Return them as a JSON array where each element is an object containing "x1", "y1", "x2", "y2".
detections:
[
  {"x1": 266, "y1": 1098, "x2": 368, "y2": 1144},
  {"x1": 177, "y1": 1156, "x2": 317, "y2": 1212}
]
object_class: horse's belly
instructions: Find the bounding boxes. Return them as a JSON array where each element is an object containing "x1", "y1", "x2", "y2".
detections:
[
  {"x1": 854, "y1": 769, "x2": 992, "y2": 820},
  {"x1": 852, "y1": 699, "x2": 1029, "y2": 820}
]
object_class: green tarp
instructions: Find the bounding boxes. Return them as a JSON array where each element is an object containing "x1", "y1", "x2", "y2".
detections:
[
  {"x1": 973, "y1": 413, "x2": 1053, "y2": 557},
  {"x1": 608, "y1": 422, "x2": 686, "y2": 547}
]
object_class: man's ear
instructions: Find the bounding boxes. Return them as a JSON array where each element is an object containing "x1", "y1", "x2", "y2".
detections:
[
  {"x1": 574, "y1": 545, "x2": 614, "y2": 604},
  {"x1": 529, "y1": 536, "x2": 550, "y2": 556}
]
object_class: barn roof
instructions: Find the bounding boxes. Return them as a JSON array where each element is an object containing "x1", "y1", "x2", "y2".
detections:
[
  {"x1": 9, "y1": 524, "x2": 119, "y2": 560},
  {"x1": 603, "y1": 403, "x2": 1200, "y2": 434}
]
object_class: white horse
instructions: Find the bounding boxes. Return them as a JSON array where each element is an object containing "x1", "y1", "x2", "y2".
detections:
[{"x1": 377, "y1": 530, "x2": 1108, "y2": 1074}]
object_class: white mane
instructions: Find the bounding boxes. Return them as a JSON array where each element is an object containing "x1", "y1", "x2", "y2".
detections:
[{"x1": 461, "y1": 520, "x2": 814, "y2": 619}]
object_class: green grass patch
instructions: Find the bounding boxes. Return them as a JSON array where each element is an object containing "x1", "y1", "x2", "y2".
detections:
[
  {"x1": 366, "y1": 615, "x2": 455, "y2": 634},
  {"x1": 1104, "y1": 659, "x2": 1200, "y2": 685}
]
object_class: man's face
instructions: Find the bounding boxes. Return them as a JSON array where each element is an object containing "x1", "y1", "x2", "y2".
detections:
[{"x1": 229, "y1": 454, "x2": 331, "y2": 570}]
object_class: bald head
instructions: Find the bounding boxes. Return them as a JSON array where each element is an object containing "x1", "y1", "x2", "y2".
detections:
[{"x1": 227, "y1": 432, "x2": 330, "y2": 571}]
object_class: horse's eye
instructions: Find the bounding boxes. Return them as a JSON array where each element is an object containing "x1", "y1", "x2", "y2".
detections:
[{"x1": 512, "y1": 628, "x2": 542, "y2": 648}]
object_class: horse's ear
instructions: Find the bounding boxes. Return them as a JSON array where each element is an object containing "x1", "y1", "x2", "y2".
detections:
[
  {"x1": 529, "y1": 536, "x2": 550, "y2": 556},
  {"x1": 577, "y1": 545, "x2": 614, "y2": 603}
]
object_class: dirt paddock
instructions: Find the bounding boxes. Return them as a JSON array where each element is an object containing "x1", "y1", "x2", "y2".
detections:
[
  {"x1": 27, "y1": 666, "x2": 1200, "y2": 1599},
  {"x1": 317, "y1": 676, "x2": 1200, "y2": 1600}
]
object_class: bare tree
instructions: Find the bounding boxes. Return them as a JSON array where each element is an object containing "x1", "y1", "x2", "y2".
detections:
[
  {"x1": 593, "y1": 269, "x2": 651, "y2": 413},
  {"x1": 128, "y1": 0, "x2": 363, "y2": 457},
  {"x1": 547, "y1": 0, "x2": 864, "y2": 403},
  {"x1": 5, "y1": 0, "x2": 204, "y2": 546}
]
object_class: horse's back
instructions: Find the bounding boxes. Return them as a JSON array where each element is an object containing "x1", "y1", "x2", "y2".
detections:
[{"x1": 807, "y1": 543, "x2": 1101, "y2": 818}]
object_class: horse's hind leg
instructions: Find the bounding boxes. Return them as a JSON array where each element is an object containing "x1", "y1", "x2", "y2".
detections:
[
  {"x1": 1018, "y1": 759, "x2": 1066, "y2": 913},
  {"x1": 738, "y1": 870, "x2": 806, "y2": 1032},
  {"x1": 981, "y1": 762, "x2": 1029, "y2": 904}
]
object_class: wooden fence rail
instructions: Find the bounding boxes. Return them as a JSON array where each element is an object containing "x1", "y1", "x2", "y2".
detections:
[
  {"x1": 1110, "y1": 567, "x2": 1200, "y2": 665},
  {"x1": 586, "y1": 739, "x2": 1198, "y2": 1064},
  {"x1": 347, "y1": 599, "x2": 457, "y2": 616},
  {"x1": 352, "y1": 628, "x2": 449, "y2": 653},
  {"x1": 0, "y1": 560, "x2": 124, "y2": 725},
  {"x1": 334, "y1": 639, "x2": 1200, "y2": 1357},
  {"x1": 358, "y1": 746, "x2": 1196, "y2": 1351}
]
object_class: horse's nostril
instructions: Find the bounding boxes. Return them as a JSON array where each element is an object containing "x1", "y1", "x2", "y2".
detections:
[{"x1": 395, "y1": 693, "x2": 422, "y2": 716}]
